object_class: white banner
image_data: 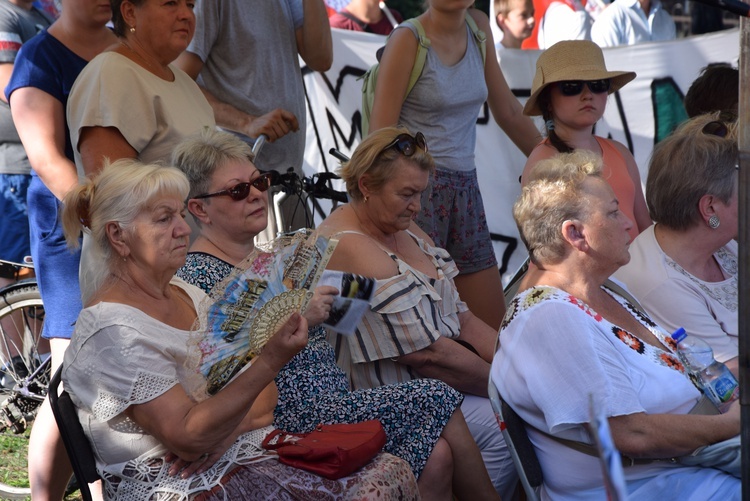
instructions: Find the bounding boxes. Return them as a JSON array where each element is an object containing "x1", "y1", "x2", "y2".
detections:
[{"x1": 302, "y1": 28, "x2": 739, "y2": 281}]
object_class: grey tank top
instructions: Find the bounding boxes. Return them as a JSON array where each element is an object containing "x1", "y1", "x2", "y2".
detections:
[{"x1": 397, "y1": 21, "x2": 487, "y2": 173}]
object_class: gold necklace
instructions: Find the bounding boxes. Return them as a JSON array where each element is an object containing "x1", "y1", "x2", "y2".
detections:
[{"x1": 120, "y1": 39, "x2": 171, "y2": 79}]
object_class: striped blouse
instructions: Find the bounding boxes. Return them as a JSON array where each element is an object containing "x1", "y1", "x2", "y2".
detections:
[{"x1": 328, "y1": 231, "x2": 468, "y2": 390}]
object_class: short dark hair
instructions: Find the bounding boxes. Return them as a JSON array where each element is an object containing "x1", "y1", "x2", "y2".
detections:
[{"x1": 684, "y1": 63, "x2": 739, "y2": 118}]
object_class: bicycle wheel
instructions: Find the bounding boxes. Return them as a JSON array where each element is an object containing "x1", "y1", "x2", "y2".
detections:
[{"x1": 0, "y1": 282, "x2": 47, "y2": 499}]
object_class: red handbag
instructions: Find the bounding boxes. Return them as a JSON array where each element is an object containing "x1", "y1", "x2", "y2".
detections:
[{"x1": 261, "y1": 420, "x2": 387, "y2": 480}]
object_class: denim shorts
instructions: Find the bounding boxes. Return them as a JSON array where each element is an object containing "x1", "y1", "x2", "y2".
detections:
[
  {"x1": 28, "y1": 176, "x2": 82, "y2": 339},
  {"x1": 415, "y1": 168, "x2": 498, "y2": 275},
  {"x1": 0, "y1": 174, "x2": 31, "y2": 262}
]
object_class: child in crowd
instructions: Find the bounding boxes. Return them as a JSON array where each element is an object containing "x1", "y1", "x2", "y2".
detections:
[{"x1": 494, "y1": 0, "x2": 535, "y2": 53}]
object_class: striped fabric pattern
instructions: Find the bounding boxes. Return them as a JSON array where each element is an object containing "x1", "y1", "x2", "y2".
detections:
[{"x1": 332, "y1": 232, "x2": 468, "y2": 390}]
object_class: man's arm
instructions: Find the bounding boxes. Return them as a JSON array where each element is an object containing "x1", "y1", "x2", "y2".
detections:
[
  {"x1": 174, "y1": 51, "x2": 299, "y2": 141},
  {"x1": 295, "y1": 0, "x2": 333, "y2": 72}
]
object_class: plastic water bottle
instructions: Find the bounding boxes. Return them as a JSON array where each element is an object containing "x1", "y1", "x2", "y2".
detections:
[{"x1": 671, "y1": 327, "x2": 739, "y2": 413}]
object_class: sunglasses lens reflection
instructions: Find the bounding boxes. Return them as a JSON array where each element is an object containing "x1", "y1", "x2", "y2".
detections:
[
  {"x1": 559, "y1": 81, "x2": 584, "y2": 96},
  {"x1": 558, "y1": 80, "x2": 610, "y2": 96},
  {"x1": 588, "y1": 79, "x2": 611, "y2": 93},
  {"x1": 386, "y1": 132, "x2": 429, "y2": 157},
  {"x1": 228, "y1": 183, "x2": 251, "y2": 200},
  {"x1": 702, "y1": 121, "x2": 728, "y2": 138}
]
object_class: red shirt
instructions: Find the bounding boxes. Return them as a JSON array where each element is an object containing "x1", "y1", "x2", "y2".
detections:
[{"x1": 329, "y1": 8, "x2": 403, "y2": 36}]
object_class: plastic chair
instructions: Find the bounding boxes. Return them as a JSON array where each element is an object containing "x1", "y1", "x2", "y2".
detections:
[
  {"x1": 488, "y1": 377, "x2": 543, "y2": 501},
  {"x1": 48, "y1": 366, "x2": 100, "y2": 501}
]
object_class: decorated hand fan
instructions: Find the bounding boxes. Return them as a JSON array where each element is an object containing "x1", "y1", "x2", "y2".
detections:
[{"x1": 188, "y1": 231, "x2": 337, "y2": 395}]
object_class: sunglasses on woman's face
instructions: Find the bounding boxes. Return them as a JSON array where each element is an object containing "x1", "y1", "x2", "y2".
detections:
[
  {"x1": 382, "y1": 131, "x2": 428, "y2": 156},
  {"x1": 557, "y1": 79, "x2": 611, "y2": 96},
  {"x1": 193, "y1": 172, "x2": 273, "y2": 201}
]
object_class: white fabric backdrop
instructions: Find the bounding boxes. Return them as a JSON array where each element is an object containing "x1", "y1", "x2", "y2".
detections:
[{"x1": 301, "y1": 27, "x2": 739, "y2": 282}]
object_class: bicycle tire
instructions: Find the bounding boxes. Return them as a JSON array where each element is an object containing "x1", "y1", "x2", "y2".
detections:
[{"x1": 0, "y1": 282, "x2": 46, "y2": 499}]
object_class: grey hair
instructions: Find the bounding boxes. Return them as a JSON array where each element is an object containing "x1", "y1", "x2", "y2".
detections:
[
  {"x1": 172, "y1": 127, "x2": 256, "y2": 201},
  {"x1": 62, "y1": 158, "x2": 189, "y2": 298},
  {"x1": 646, "y1": 112, "x2": 738, "y2": 230},
  {"x1": 514, "y1": 150, "x2": 603, "y2": 265}
]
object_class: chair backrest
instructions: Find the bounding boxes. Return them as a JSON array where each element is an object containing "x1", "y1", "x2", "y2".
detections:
[
  {"x1": 503, "y1": 257, "x2": 529, "y2": 308},
  {"x1": 48, "y1": 366, "x2": 100, "y2": 501},
  {"x1": 487, "y1": 378, "x2": 543, "y2": 501}
]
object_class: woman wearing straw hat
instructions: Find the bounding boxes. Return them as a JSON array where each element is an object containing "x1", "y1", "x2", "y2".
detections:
[{"x1": 520, "y1": 40, "x2": 651, "y2": 239}]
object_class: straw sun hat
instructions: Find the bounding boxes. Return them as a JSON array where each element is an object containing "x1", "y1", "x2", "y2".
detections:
[{"x1": 523, "y1": 40, "x2": 637, "y2": 116}]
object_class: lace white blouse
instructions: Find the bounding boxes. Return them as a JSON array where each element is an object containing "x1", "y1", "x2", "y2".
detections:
[{"x1": 62, "y1": 278, "x2": 272, "y2": 500}]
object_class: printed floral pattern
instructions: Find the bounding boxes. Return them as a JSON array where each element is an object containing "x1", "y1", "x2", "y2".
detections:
[
  {"x1": 180, "y1": 253, "x2": 461, "y2": 479},
  {"x1": 505, "y1": 285, "x2": 688, "y2": 375},
  {"x1": 415, "y1": 168, "x2": 497, "y2": 273}
]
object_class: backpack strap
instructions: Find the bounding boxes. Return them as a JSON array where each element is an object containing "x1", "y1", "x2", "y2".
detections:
[
  {"x1": 399, "y1": 18, "x2": 430, "y2": 98},
  {"x1": 463, "y1": 12, "x2": 487, "y2": 66}
]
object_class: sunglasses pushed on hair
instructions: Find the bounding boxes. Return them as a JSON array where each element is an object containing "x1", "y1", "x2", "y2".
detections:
[
  {"x1": 702, "y1": 111, "x2": 737, "y2": 139},
  {"x1": 557, "y1": 79, "x2": 611, "y2": 96},
  {"x1": 194, "y1": 172, "x2": 273, "y2": 201},
  {"x1": 383, "y1": 132, "x2": 428, "y2": 157}
]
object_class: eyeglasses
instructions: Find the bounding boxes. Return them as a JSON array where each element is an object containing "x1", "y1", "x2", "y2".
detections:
[
  {"x1": 557, "y1": 79, "x2": 611, "y2": 96},
  {"x1": 382, "y1": 132, "x2": 428, "y2": 156},
  {"x1": 193, "y1": 173, "x2": 273, "y2": 201}
]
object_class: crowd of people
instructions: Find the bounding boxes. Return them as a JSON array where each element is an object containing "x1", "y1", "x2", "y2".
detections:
[{"x1": 0, "y1": 0, "x2": 741, "y2": 499}]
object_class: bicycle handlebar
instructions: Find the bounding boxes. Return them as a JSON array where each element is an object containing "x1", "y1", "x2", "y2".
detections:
[
  {"x1": 328, "y1": 148, "x2": 350, "y2": 163},
  {"x1": 269, "y1": 169, "x2": 348, "y2": 203},
  {"x1": 252, "y1": 134, "x2": 267, "y2": 159}
]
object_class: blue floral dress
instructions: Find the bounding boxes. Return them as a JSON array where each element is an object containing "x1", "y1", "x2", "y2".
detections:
[{"x1": 178, "y1": 251, "x2": 463, "y2": 477}]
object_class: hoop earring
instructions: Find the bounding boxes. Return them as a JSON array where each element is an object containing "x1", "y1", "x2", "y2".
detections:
[{"x1": 708, "y1": 215, "x2": 720, "y2": 229}]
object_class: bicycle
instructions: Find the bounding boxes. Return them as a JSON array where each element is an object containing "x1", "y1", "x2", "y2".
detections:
[
  {"x1": 252, "y1": 134, "x2": 348, "y2": 234},
  {"x1": 0, "y1": 258, "x2": 47, "y2": 500}
]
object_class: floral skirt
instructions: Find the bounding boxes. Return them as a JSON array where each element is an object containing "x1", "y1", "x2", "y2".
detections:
[{"x1": 197, "y1": 452, "x2": 419, "y2": 501}]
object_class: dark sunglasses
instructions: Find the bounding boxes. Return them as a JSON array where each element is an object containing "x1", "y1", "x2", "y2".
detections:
[
  {"x1": 382, "y1": 132, "x2": 428, "y2": 156},
  {"x1": 702, "y1": 112, "x2": 736, "y2": 139},
  {"x1": 557, "y1": 79, "x2": 611, "y2": 96},
  {"x1": 193, "y1": 173, "x2": 272, "y2": 201}
]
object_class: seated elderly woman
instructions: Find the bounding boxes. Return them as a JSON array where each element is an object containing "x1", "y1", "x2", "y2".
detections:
[
  {"x1": 60, "y1": 159, "x2": 420, "y2": 499},
  {"x1": 315, "y1": 126, "x2": 515, "y2": 498},
  {"x1": 614, "y1": 113, "x2": 738, "y2": 369},
  {"x1": 491, "y1": 150, "x2": 740, "y2": 500},
  {"x1": 172, "y1": 128, "x2": 499, "y2": 500}
]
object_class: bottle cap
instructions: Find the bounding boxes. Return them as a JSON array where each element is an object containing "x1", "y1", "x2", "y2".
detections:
[{"x1": 671, "y1": 327, "x2": 687, "y2": 343}]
